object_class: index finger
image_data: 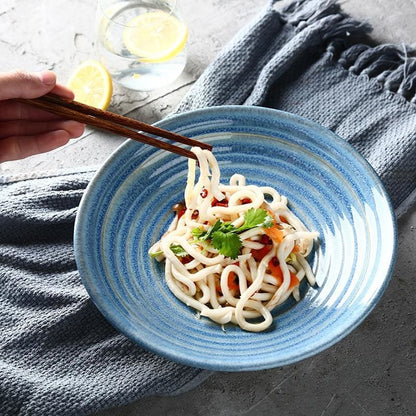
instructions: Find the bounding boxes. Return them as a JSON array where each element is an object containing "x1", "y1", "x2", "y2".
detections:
[{"x1": 50, "y1": 83, "x2": 75, "y2": 100}]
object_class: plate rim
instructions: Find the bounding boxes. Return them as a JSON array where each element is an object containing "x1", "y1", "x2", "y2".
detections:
[{"x1": 74, "y1": 105, "x2": 397, "y2": 371}]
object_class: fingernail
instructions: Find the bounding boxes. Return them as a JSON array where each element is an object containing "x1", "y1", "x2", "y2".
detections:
[{"x1": 37, "y1": 70, "x2": 56, "y2": 85}]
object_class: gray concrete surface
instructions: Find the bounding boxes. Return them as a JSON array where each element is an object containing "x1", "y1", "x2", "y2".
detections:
[{"x1": 1, "y1": 0, "x2": 415, "y2": 415}]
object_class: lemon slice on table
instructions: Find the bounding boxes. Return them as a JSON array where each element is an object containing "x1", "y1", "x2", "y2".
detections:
[
  {"x1": 67, "y1": 60, "x2": 113, "y2": 110},
  {"x1": 123, "y1": 11, "x2": 188, "y2": 63}
]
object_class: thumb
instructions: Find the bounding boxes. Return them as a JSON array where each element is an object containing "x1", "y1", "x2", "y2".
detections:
[{"x1": 0, "y1": 70, "x2": 57, "y2": 100}]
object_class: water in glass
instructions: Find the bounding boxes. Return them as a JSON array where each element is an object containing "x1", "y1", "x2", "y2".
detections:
[{"x1": 97, "y1": 0, "x2": 187, "y2": 91}]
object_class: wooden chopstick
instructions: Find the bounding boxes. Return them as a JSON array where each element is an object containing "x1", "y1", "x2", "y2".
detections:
[{"x1": 17, "y1": 94, "x2": 212, "y2": 160}]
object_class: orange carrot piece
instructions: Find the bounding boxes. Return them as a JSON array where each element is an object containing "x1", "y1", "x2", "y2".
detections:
[
  {"x1": 264, "y1": 225, "x2": 284, "y2": 243},
  {"x1": 268, "y1": 258, "x2": 299, "y2": 289}
]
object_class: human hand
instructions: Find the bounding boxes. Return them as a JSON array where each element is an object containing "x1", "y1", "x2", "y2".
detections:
[{"x1": 0, "y1": 70, "x2": 85, "y2": 163}]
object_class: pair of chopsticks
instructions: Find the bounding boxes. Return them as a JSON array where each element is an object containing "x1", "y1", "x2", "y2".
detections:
[{"x1": 17, "y1": 94, "x2": 212, "y2": 160}]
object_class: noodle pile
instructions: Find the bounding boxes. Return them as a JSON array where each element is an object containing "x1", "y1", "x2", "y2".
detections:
[{"x1": 149, "y1": 147, "x2": 318, "y2": 332}]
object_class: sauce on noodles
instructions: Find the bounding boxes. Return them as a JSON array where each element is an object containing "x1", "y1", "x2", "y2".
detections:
[{"x1": 149, "y1": 147, "x2": 318, "y2": 332}]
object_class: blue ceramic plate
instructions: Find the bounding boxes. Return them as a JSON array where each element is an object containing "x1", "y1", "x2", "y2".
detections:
[{"x1": 74, "y1": 106, "x2": 396, "y2": 371}]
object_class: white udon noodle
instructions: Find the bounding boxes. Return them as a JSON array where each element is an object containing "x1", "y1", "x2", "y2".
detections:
[{"x1": 149, "y1": 147, "x2": 319, "y2": 332}]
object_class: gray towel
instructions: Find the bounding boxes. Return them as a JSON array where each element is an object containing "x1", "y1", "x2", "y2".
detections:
[{"x1": 1, "y1": 1, "x2": 414, "y2": 415}]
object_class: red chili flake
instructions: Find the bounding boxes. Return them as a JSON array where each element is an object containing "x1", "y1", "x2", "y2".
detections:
[
  {"x1": 200, "y1": 188, "x2": 208, "y2": 198},
  {"x1": 279, "y1": 215, "x2": 289, "y2": 224},
  {"x1": 260, "y1": 234, "x2": 272, "y2": 245},
  {"x1": 191, "y1": 210, "x2": 199, "y2": 219},
  {"x1": 271, "y1": 256, "x2": 279, "y2": 267},
  {"x1": 240, "y1": 198, "x2": 252, "y2": 204},
  {"x1": 227, "y1": 273, "x2": 239, "y2": 291},
  {"x1": 211, "y1": 197, "x2": 229, "y2": 207},
  {"x1": 180, "y1": 255, "x2": 193, "y2": 264},
  {"x1": 252, "y1": 235, "x2": 273, "y2": 261},
  {"x1": 177, "y1": 208, "x2": 186, "y2": 219},
  {"x1": 252, "y1": 245, "x2": 272, "y2": 261}
]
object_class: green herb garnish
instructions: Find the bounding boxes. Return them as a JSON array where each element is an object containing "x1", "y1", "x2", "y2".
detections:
[
  {"x1": 192, "y1": 208, "x2": 273, "y2": 259},
  {"x1": 149, "y1": 244, "x2": 188, "y2": 258}
]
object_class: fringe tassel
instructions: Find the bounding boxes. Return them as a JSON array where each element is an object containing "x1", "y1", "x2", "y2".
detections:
[
  {"x1": 339, "y1": 43, "x2": 416, "y2": 102},
  {"x1": 282, "y1": 0, "x2": 416, "y2": 104},
  {"x1": 281, "y1": 0, "x2": 370, "y2": 40},
  {"x1": 282, "y1": 0, "x2": 341, "y2": 26},
  {"x1": 245, "y1": 0, "x2": 370, "y2": 105}
]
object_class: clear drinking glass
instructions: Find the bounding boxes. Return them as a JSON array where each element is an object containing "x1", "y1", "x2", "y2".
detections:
[{"x1": 96, "y1": 0, "x2": 187, "y2": 91}]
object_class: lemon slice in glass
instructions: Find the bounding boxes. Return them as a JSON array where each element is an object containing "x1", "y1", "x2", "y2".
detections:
[
  {"x1": 123, "y1": 11, "x2": 188, "y2": 63},
  {"x1": 67, "y1": 60, "x2": 113, "y2": 110}
]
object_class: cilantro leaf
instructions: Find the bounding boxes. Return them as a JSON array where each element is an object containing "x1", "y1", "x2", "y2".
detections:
[
  {"x1": 263, "y1": 213, "x2": 274, "y2": 229},
  {"x1": 236, "y1": 208, "x2": 273, "y2": 232},
  {"x1": 212, "y1": 231, "x2": 242, "y2": 259},
  {"x1": 218, "y1": 222, "x2": 236, "y2": 233},
  {"x1": 148, "y1": 244, "x2": 188, "y2": 258},
  {"x1": 194, "y1": 220, "x2": 222, "y2": 241},
  {"x1": 190, "y1": 208, "x2": 274, "y2": 259},
  {"x1": 204, "y1": 220, "x2": 223, "y2": 240},
  {"x1": 170, "y1": 244, "x2": 188, "y2": 257},
  {"x1": 243, "y1": 207, "x2": 267, "y2": 228},
  {"x1": 192, "y1": 227, "x2": 204, "y2": 239}
]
